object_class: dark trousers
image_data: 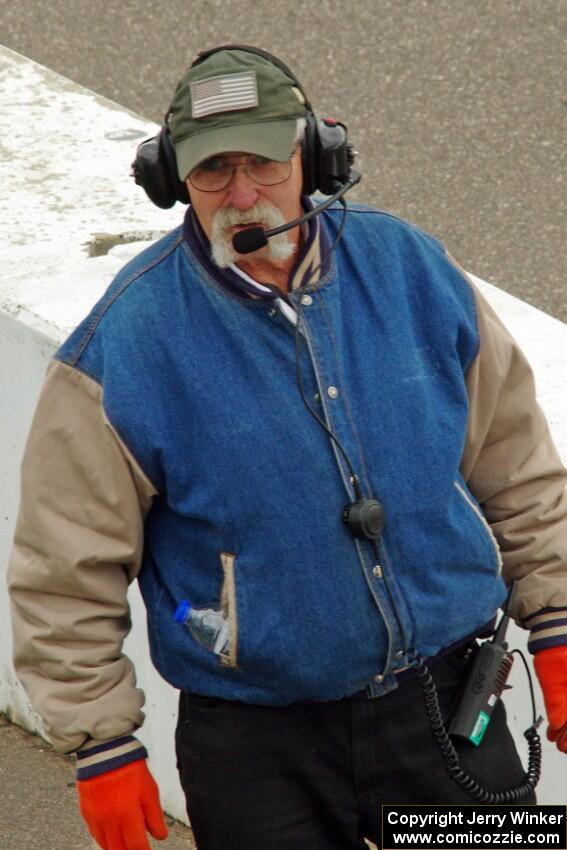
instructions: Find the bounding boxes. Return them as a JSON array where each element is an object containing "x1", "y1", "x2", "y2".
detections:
[{"x1": 175, "y1": 649, "x2": 534, "y2": 850}]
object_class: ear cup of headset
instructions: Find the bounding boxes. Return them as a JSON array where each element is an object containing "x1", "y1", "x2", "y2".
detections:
[
  {"x1": 300, "y1": 114, "x2": 353, "y2": 197},
  {"x1": 311, "y1": 118, "x2": 352, "y2": 196},
  {"x1": 132, "y1": 126, "x2": 190, "y2": 209}
]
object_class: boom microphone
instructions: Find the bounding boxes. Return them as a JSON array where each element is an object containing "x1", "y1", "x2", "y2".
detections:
[
  {"x1": 232, "y1": 226, "x2": 269, "y2": 254},
  {"x1": 232, "y1": 170, "x2": 361, "y2": 255}
]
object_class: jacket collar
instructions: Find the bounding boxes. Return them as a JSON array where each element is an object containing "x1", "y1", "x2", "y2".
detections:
[{"x1": 182, "y1": 197, "x2": 331, "y2": 300}]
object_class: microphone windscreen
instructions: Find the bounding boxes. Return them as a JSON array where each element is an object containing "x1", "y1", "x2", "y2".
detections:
[{"x1": 232, "y1": 226, "x2": 268, "y2": 255}]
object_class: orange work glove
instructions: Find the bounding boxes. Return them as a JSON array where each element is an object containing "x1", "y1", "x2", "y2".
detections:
[
  {"x1": 534, "y1": 645, "x2": 567, "y2": 753},
  {"x1": 77, "y1": 759, "x2": 168, "y2": 850}
]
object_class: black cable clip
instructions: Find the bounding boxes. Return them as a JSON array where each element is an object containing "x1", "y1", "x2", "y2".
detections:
[{"x1": 342, "y1": 476, "x2": 385, "y2": 541}]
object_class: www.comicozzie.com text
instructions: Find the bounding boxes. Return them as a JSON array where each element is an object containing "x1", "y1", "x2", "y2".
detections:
[
  {"x1": 383, "y1": 808, "x2": 566, "y2": 848},
  {"x1": 386, "y1": 811, "x2": 564, "y2": 830}
]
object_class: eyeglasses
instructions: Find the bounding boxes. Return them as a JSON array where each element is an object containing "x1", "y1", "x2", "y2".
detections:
[{"x1": 188, "y1": 153, "x2": 293, "y2": 192}]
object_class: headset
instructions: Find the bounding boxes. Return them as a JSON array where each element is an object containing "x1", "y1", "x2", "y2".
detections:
[{"x1": 131, "y1": 44, "x2": 356, "y2": 208}]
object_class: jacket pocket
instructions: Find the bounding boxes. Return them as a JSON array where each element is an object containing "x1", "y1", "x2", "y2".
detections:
[
  {"x1": 219, "y1": 551, "x2": 239, "y2": 668},
  {"x1": 454, "y1": 481, "x2": 503, "y2": 574}
]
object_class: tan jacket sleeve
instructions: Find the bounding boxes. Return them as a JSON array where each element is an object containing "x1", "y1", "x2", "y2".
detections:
[
  {"x1": 8, "y1": 360, "x2": 157, "y2": 753},
  {"x1": 458, "y1": 272, "x2": 567, "y2": 631}
]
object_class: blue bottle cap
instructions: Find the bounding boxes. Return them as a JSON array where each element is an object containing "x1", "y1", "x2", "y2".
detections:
[{"x1": 174, "y1": 600, "x2": 192, "y2": 623}]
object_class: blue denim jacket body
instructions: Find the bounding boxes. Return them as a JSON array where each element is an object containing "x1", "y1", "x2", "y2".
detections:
[{"x1": 57, "y1": 204, "x2": 506, "y2": 704}]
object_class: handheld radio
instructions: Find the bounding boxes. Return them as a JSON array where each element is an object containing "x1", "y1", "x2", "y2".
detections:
[{"x1": 449, "y1": 584, "x2": 517, "y2": 745}]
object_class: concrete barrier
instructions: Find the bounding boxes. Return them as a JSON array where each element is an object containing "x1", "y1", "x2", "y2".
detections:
[{"x1": 1, "y1": 46, "x2": 565, "y2": 817}]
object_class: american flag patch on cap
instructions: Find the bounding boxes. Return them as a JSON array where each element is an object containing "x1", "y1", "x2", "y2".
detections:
[{"x1": 191, "y1": 71, "x2": 258, "y2": 119}]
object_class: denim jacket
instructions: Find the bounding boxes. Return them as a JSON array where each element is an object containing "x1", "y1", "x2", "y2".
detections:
[{"x1": 9, "y1": 203, "x2": 567, "y2": 763}]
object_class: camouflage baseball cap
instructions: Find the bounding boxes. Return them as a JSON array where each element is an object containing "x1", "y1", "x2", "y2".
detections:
[{"x1": 169, "y1": 48, "x2": 308, "y2": 180}]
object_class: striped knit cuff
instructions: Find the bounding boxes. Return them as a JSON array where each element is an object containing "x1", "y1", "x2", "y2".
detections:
[
  {"x1": 76, "y1": 734, "x2": 147, "y2": 781},
  {"x1": 523, "y1": 607, "x2": 567, "y2": 654}
]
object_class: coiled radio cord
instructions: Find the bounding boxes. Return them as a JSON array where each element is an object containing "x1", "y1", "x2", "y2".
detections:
[{"x1": 416, "y1": 651, "x2": 542, "y2": 803}]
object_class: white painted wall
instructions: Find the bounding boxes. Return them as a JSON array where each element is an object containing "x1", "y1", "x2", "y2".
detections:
[{"x1": 1, "y1": 46, "x2": 565, "y2": 816}]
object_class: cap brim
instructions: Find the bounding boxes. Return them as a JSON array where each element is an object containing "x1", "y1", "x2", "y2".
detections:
[{"x1": 175, "y1": 118, "x2": 298, "y2": 181}]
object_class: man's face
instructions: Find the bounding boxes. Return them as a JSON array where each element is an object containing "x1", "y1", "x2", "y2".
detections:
[{"x1": 185, "y1": 148, "x2": 304, "y2": 266}]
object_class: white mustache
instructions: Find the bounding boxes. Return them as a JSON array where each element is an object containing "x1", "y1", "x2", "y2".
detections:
[
  {"x1": 210, "y1": 201, "x2": 297, "y2": 267},
  {"x1": 213, "y1": 201, "x2": 287, "y2": 231}
]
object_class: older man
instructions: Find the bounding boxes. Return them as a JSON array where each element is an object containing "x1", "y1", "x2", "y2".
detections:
[{"x1": 9, "y1": 45, "x2": 567, "y2": 850}]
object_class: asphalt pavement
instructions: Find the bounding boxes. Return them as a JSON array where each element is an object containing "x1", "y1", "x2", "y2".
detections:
[
  {"x1": 2, "y1": 0, "x2": 566, "y2": 321},
  {"x1": 0, "y1": 716, "x2": 195, "y2": 850}
]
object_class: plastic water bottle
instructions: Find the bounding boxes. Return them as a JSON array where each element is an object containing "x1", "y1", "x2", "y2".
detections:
[{"x1": 174, "y1": 600, "x2": 230, "y2": 656}]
